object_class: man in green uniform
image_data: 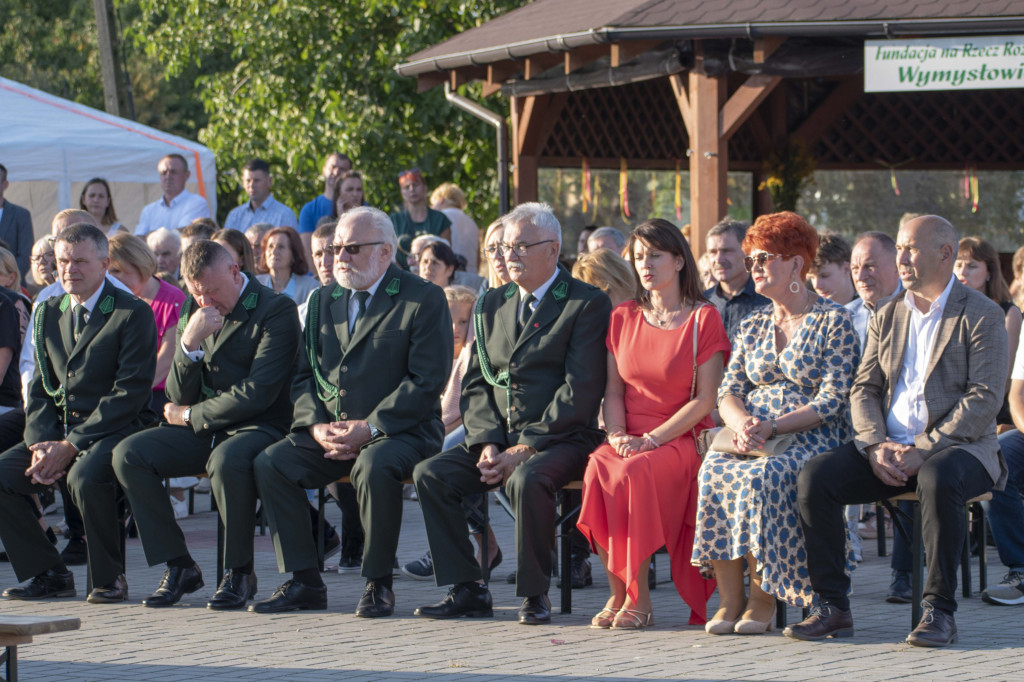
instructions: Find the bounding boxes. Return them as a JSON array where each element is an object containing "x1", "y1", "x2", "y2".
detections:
[
  {"x1": 0, "y1": 223, "x2": 156, "y2": 603},
  {"x1": 250, "y1": 206, "x2": 452, "y2": 616},
  {"x1": 413, "y1": 202, "x2": 610, "y2": 625},
  {"x1": 113, "y1": 241, "x2": 300, "y2": 609}
]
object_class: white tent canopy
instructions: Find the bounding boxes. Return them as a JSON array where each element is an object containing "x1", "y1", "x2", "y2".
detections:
[{"x1": 0, "y1": 76, "x2": 217, "y2": 238}]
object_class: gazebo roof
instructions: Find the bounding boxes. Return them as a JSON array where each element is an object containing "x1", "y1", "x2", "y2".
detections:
[{"x1": 398, "y1": 0, "x2": 1024, "y2": 77}]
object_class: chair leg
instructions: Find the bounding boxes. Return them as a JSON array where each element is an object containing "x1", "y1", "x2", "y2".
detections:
[
  {"x1": 911, "y1": 502, "x2": 924, "y2": 628},
  {"x1": 977, "y1": 502, "x2": 988, "y2": 592},
  {"x1": 480, "y1": 493, "x2": 491, "y2": 584},
  {"x1": 775, "y1": 598, "x2": 786, "y2": 629},
  {"x1": 559, "y1": 489, "x2": 573, "y2": 615},
  {"x1": 875, "y1": 502, "x2": 887, "y2": 557},
  {"x1": 962, "y1": 505, "x2": 972, "y2": 599},
  {"x1": 216, "y1": 514, "x2": 224, "y2": 579},
  {"x1": 317, "y1": 488, "x2": 326, "y2": 572},
  {"x1": 650, "y1": 554, "x2": 656, "y2": 590}
]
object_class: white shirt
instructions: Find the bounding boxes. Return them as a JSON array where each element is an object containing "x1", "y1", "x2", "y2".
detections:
[
  {"x1": 886, "y1": 275, "x2": 956, "y2": 445},
  {"x1": 223, "y1": 194, "x2": 298, "y2": 231},
  {"x1": 1011, "y1": 328, "x2": 1024, "y2": 381},
  {"x1": 517, "y1": 267, "x2": 559, "y2": 320},
  {"x1": 348, "y1": 271, "x2": 387, "y2": 333},
  {"x1": 20, "y1": 274, "x2": 132, "y2": 406},
  {"x1": 845, "y1": 297, "x2": 869, "y2": 352},
  {"x1": 181, "y1": 274, "x2": 249, "y2": 362},
  {"x1": 135, "y1": 190, "x2": 211, "y2": 236}
]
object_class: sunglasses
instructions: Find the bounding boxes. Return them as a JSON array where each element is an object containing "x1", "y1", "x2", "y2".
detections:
[
  {"x1": 743, "y1": 252, "x2": 791, "y2": 271},
  {"x1": 332, "y1": 241, "x2": 383, "y2": 256}
]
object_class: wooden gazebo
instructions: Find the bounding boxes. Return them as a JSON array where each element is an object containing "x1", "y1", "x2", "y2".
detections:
[{"x1": 396, "y1": 0, "x2": 1024, "y2": 256}]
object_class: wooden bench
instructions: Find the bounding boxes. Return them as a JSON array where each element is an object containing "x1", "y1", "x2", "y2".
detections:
[{"x1": 0, "y1": 615, "x2": 80, "y2": 682}]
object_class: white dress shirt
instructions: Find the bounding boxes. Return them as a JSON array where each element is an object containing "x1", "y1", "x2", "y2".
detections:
[
  {"x1": 135, "y1": 190, "x2": 211, "y2": 236},
  {"x1": 348, "y1": 271, "x2": 387, "y2": 333},
  {"x1": 517, "y1": 267, "x2": 559, "y2": 320},
  {"x1": 886, "y1": 275, "x2": 956, "y2": 445}
]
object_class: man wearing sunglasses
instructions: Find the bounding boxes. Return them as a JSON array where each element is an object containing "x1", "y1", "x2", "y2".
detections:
[
  {"x1": 251, "y1": 207, "x2": 452, "y2": 617},
  {"x1": 413, "y1": 202, "x2": 611, "y2": 625},
  {"x1": 703, "y1": 219, "x2": 769, "y2": 341}
]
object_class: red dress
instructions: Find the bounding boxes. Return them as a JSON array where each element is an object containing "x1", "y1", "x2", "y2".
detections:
[{"x1": 577, "y1": 302, "x2": 730, "y2": 625}]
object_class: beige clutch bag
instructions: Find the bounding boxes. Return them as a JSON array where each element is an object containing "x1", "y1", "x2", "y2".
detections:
[{"x1": 701, "y1": 426, "x2": 795, "y2": 457}]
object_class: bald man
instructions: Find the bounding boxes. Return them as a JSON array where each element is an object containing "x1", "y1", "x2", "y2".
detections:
[{"x1": 788, "y1": 215, "x2": 1008, "y2": 647}]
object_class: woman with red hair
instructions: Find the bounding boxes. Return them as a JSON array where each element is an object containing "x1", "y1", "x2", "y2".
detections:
[{"x1": 692, "y1": 211, "x2": 860, "y2": 634}]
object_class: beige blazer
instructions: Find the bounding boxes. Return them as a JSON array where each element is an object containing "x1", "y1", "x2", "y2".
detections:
[{"x1": 851, "y1": 278, "x2": 1008, "y2": 488}]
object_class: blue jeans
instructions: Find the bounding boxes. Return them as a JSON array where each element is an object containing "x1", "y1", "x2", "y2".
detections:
[{"x1": 986, "y1": 430, "x2": 1024, "y2": 570}]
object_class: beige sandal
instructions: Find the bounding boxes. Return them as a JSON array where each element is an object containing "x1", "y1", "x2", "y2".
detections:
[
  {"x1": 590, "y1": 606, "x2": 620, "y2": 629},
  {"x1": 611, "y1": 608, "x2": 654, "y2": 630}
]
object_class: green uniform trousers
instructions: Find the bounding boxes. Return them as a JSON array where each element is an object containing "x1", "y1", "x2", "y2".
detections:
[
  {"x1": 254, "y1": 432, "x2": 423, "y2": 579},
  {"x1": 112, "y1": 424, "x2": 280, "y2": 571},
  {"x1": 0, "y1": 433, "x2": 126, "y2": 589},
  {"x1": 413, "y1": 441, "x2": 588, "y2": 598}
]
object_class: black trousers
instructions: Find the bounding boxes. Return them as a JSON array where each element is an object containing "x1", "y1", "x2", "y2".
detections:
[{"x1": 797, "y1": 441, "x2": 992, "y2": 613}]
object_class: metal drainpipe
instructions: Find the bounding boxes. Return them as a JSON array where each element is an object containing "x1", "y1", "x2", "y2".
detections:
[{"x1": 444, "y1": 82, "x2": 510, "y2": 215}]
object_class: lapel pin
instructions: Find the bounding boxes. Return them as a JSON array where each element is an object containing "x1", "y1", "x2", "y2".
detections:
[
  {"x1": 533, "y1": 322, "x2": 539, "y2": 327},
  {"x1": 98, "y1": 295, "x2": 115, "y2": 315}
]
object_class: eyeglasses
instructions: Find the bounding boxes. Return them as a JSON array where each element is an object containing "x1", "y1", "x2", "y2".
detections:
[
  {"x1": 332, "y1": 241, "x2": 383, "y2": 256},
  {"x1": 743, "y1": 252, "x2": 791, "y2": 271},
  {"x1": 499, "y1": 240, "x2": 554, "y2": 257},
  {"x1": 30, "y1": 254, "x2": 54, "y2": 263},
  {"x1": 482, "y1": 245, "x2": 502, "y2": 256}
]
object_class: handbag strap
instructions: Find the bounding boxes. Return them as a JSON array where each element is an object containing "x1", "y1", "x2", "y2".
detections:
[{"x1": 689, "y1": 304, "x2": 703, "y2": 401}]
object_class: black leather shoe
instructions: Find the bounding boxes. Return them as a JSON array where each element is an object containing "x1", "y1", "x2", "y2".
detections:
[
  {"x1": 249, "y1": 580, "x2": 327, "y2": 613},
  {"x1": 518, "y1": 593, "x2": 552, "y2": 625},
  {"x1": 207, "y1": 570, "x2": 257, "y2": 610},
  {"x1": 60, "y1": 538, "x2": 88, "y2": 566},
  {"x1": 557, "y1": 555, "x2": 593, "y2": 589},
  {"x1": 3, "y1": 568, "x2": 76, "y2": 600},
  {"x1": 87, "y1": 574, "x2": 129, "y2": 604},
  {"x1": 142, "y1": 563, "x2": 204, "y2": 607},
  {"x1": 355, "y1": 581, "x2": 395, "y2": 618},
  {"x1": 414, "y1": 583, "x2": 493, "y2": 619},
  {"x1": 886, "y1": 570, "x2": 913, "y2": 604},
  {"x1": 783, "y1": 604, "x2": 854, "y2": 641},
  {"x1": 906, "y1": 603, "x2": 957, "y2": 647}
]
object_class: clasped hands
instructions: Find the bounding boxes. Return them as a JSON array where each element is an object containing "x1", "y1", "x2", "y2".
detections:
[
  {"x1": 25, "y1": 440, "x2": 78, "y2": 485},
  {"x1": 311, "y1": 421, "x2": 372, "y2": 460},
  {"x1": 868, "y1": 440, "x2": 924, "y2": 486},
  {"x1": 606, "y1": 430, "x2": 654, "y2": 458},
  {"x1": 477, "y1": 443, "x2": 535, "y2": 485},
  {"x1": 729, "y1": 416, "x2": 773, "y2": 455}
]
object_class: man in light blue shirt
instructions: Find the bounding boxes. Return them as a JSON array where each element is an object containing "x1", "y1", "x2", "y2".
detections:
[
  {"x1": 135, "y1": 154, "x2": 211, "y2": 237},
  {"x1": 223, "y1": 158, "x2": 297, "y2": 232}
]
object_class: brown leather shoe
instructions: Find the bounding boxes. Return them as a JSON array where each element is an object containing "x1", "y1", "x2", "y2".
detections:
[
  {"x1": 906, "y1": 603, "x2": 957, "y2": 647},
  {"x1": 783, "y1": 604, "x2": 854, "y2": 641}
]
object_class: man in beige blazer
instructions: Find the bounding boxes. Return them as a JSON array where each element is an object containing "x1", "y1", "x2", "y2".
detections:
[{"x1": 786, "y1": 215, "x2": 1007, "y2": 647}]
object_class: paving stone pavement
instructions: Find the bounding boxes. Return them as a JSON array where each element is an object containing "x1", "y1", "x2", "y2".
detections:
[{"x1": 1, "y1": 493, "x2": 1022, "y2": 681}]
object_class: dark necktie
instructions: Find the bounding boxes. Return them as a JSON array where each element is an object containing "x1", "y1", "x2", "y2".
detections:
[
  {"x1": 518, "y1": 294, "x2": 536, "y2": 336},
  {"x1": 73, "y1": 305, "x2": 87, "y2": 343},
  {"x1": 351, "y1": 290, "x2": 370, "y2": 333}
]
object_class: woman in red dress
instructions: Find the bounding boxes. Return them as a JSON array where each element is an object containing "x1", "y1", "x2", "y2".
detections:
[{"x1": 578, "y1": 219, "x2": 730, "y2": 630}]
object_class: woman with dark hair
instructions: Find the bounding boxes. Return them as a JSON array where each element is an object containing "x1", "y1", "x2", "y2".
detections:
[
  {"x1": 79, "y1": 178, "x2": 125, "y2": 235},
  {"x1": 692, "y1": 211, "x2": 859, "y2": 635},
  {"x1": 418, "y1": 241, "x2": 460, "y2": 288},
  {"x1": 256, "y1": 226, "x2": 318, "y2": 305},
  {"x1": 212, "y1": 228, "x2": 256, "y2": 273},
  {"x1": 577, "y1": 219, "x2": 730, "y2": 630},
  {"x1": 330, "y1": 171, "x2": 365, "y2": 218},
  {"x1": 955, "y1": 236, "x2": 1021, "y2": 425}
]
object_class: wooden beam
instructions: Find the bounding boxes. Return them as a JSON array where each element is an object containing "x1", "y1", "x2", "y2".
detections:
[
  {"x1": 565, "y1": 44, "x2": 608, "y2": 74},
  {"x1": 753, "y1": 36, "x2": 786, "y2": 64},
  {"x1": 719, "y1": 74, "x2": 782, "y2": 140},
  {"x1": 449, "y1": 67, "x2": 486, "y2": 90},
  {"x1": 610, "y1": 40, "x2": 661, "y2": 67},
  {"x1": 793, "y1": 77, "x2": 863, "y2": 146},
  {"x1": 416, "y1": 72, "x2": 446, "y2": 93},
  {"x1": 687, "y1": 70, "x2": 727, "y2": 261},
  {"x1": 480, "y1": 80, "x2": 502, "y2": 97},
  {"x1": 510, "y1": 96, "x2": 539, "y2": 204},
  {"x1": 668, "y1": 73, "x2": 694, "y2": 137},
  {"x1": 524, "y1": 53, "x2": 563, "y2": 80},
  {"x1": 745, "y1": 111, "x2": 773, "y2": 157}
]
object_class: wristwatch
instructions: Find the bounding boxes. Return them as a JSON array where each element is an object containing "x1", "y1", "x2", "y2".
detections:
[
  {"x1": 182, "y1": 406, "x2": 192, "y2": 426},
  {"x1": 367, "y1": 423, "x2": 381, "y2": 439}
]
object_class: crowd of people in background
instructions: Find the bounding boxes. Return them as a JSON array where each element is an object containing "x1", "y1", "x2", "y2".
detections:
[{"x1": 0, "y1": 154, "x2": 1022, "y2": 650}]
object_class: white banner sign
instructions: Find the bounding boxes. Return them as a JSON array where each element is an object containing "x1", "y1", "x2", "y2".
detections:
[{"x1": 865, "y1": 36, "x2": 1024, "y2": 92}]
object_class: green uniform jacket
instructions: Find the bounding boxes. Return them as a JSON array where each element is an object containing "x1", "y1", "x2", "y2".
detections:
[
  {"x1": 462, "y1": 267, "x2": 611, "y2": 453},
  {"x1": 26, "y1": 279, "x2": 157, "y2": 450},
  {"x1": 294, "y1": 264, "x2": 453, "y2": 452},
  {"x1": 168, "y1": 275, "x2": 299, "y2": 438}
]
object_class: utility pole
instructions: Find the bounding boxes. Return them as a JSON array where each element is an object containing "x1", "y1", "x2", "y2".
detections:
[{"x1": 93, "y1": 0, "x2": 129, "y2": 117}]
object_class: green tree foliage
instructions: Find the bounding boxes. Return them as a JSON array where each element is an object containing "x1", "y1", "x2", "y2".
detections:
[{"x1": 131, "y1": 0, "x2": 525, "y2": 223}]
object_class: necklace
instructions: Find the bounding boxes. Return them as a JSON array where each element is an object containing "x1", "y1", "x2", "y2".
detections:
[
  {"x1": 644, "y1": 305, "x2": 683, "y2": 327},
  {"x1": 772, "y1": 294, "x2": 814, "y2": 326}
]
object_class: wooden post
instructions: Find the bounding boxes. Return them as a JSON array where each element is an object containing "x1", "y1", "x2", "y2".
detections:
[
  {"x1": 92, "y1": 0, "x2": 129, "y2": 117},
  {"x1": 686, "y1": 71, "x2": 726, "y2": 262},
  {"x1": 511, "y1": 96, "x2": 539, "y2": 205}
]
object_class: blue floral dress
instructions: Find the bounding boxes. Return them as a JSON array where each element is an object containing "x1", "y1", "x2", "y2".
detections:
[{"x1": 691, "y1": 297, "x2": 860, "y2": 607}]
